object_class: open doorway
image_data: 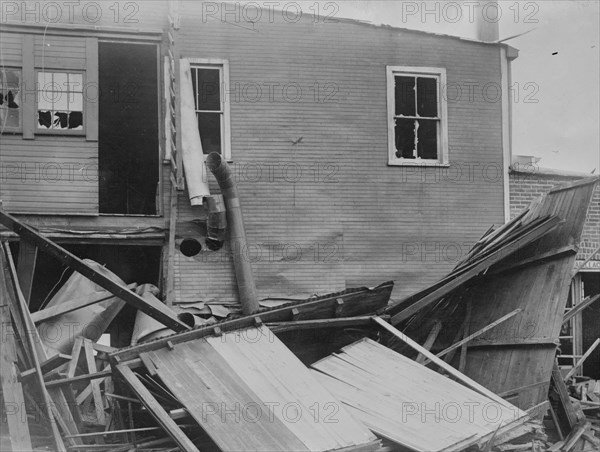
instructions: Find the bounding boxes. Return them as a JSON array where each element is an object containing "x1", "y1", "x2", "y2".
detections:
[{"x1": 98, "y1": 42, "x2": 159, "y2": 215}]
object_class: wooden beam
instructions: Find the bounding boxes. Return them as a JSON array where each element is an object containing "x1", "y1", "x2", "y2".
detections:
[
  {"x1": 114, "y1": 364, "x2": 199, "y2": 452},
  {"x1": 0, "y1": 209, "x2": 189, "y2": 332},
  {"x1": 45, "y1": 370, "x2": 113, "y2": 388},
  {"x1": 267, "y1": 315, "x2": 381, "y2": 333},
  {"x1": 1, "y1": 245, "x2": 67, "y2": 451},
  {"x1": 427, "y1": 308, "x2": 522, "y2": 363},
  {"x1": 17, "y1": 240, "x2": 37, "y2": 304},
  {"x1": 564, "y1": 338, "x2": 600, "y2": 381},
  {"x1": 458, "y1": 302, "x2": 472, "y2": 373},
  {"x1": 389, "y1": 216, "x2": 561, "y2": 324},
  {"x1": 31, "y1": 283, "x2": 138, "y2": 324},
  {"x1": 111, "y1": 281, "x2": 394, "y2": 362},
  {"x1": 19, "y1": 353, "x2": 72, "y2": 381},
  {"x1": 0, "y1": 297, "x2": 33, "y2": 451},
  {"x1": 551, "y1": 360, "x2": 582, "y2": 432},
  {"x1": 490, "y1": 245, "x2": 577, "y2": 276},
  {"x1": 415, "y1": 321, "x2": 442, "y2": 364},
  {"x1": 165, "y1": 183, "x2": 178, "y2": 306},
  {"x1": 83, "y1": 339, "x2": 106, "y2": 424},
  {"x1": 372, "y1": 316, "x2": 517, "y2": 409},
  {"x1": 563, "y1": 293, "x2": 600, "y2": 324}
]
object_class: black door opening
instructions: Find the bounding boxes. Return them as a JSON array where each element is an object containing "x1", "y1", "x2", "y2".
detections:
[{"x1": 98, "y1": 42, "x2": 159, "y2": 215}]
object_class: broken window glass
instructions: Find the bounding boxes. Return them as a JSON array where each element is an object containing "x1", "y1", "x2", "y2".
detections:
[
  {"x1": 395, "y1": 76, "x2": 415, "y2": 117},
  {"x1": 37, "y1": 71, "x2": 84, "y2": 131},
  {"x1": 197, "y1": 112, "x2": 222, "y2": 154},
  {"x1": 0, "y1": 68, "x2": 21, "y2": 131},
  {"x1": 417, "y1": 77, "x2": 437, "y2": 118},
  {"x1": 191, "y1": 66, "x2": 224, "y2": 154},
  {"x1": 393, "y1": 73, "x2": 440, "y2": 160}
]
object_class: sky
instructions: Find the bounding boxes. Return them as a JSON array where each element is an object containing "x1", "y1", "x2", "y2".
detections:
[{"x1": 234, "y1": 1, "x2": 600, "y2": 173}]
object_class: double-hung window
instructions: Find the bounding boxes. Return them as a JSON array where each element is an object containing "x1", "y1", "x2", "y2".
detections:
[
  {"x1": 190, "y1": 60, "x2": 231, "y2": 160},
  {"x1": 37, "y1": 71, "x2": 84, "y2": 132},
  {"x1": 387, "y1": 66, "x2": 448, "y2": 165}
]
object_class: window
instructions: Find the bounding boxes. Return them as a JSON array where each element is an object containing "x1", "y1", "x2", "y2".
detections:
[
  {"x1": 0, "y1": 68, "x2": 21, "y2": 132},
  {"x1": 37, "y1": 71, "x2": 84, "y2": 132},
  {"x1": 387, "y1": 66, "x2": 448, "y2": 166},
  {"x1": 190, "y1": 60, "x2": 230, "y2": 159}
]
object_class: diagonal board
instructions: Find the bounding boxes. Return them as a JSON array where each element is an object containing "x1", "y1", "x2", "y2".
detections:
[
  {"x1": 311, "y1": 338, "x2": 528, "y2": 452},
  {"x1": 145, "y1": 325, "x2": 378, "y2": 452}
]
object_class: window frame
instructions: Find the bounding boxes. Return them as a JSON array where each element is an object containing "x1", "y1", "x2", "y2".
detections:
[
  {"x1": 187, "y1": 58, "x2": 231, "y2": 161},
  {"x1": 0, "y1": 67, "x2": 23, "y2": 134},
  {"x1": 387, "y1": 66, "x2": 448, "y2": 166},
  {"x1": 34, "y1": 68, "x2": 87, "y2": 136}
]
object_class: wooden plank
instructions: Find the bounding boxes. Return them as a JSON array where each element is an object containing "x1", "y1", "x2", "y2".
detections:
[
  {"x1": 389, "y1": 216, "x2": 561, "y2": 324},
  {"x1": 268, "y1": 315, "x2": 379, "y2": 333},
  {"x1": 19, "y1": 353, "x2": 71, "y2": 380},
  {"x1": 30, "y1": 283, "x2": 137, "y2": 324},
  {"x1": 45, "y1": 370, "x2": 113, "y2": 388},
  {"x1": 114, "y1": 364, "x2": 199, "y2": 452},
  {"x1": 489, "y1": 245, "x2": 577, "y2": 275},
  {"x1": 458, "y1": 302, "x2": 472, "y2": 373},
  {"x1": 372, "y1": 316, "x2": 519, "y2": 409},
  {"x1": 564, "y1": 338, "x2": 600, "y2": 381},
  {"x1": 165, "y1": 183, "x2": 178, "y2": 306},
  {"x1": 0, "y1": 296, "x2": 33, "y2": 451},
  {"x1": 563, "y1": 293, "x2": 600, "y2": 324},
  {"x1": 1, "y1": 245, "x2": 67, "y2": 451},
  {"x1": 83, "y1": 339, "x2": 106, "y2": 424},
  {"x1": 85, "y1": 37, "x2": 99, "y2": 142},
  {"x1": 416, "y1": 320, "x2": 442, "y2": 364},
  {"x1": 426, "y1": 308, "x2": 522, "y2": 363},
  {"x1": 551, "y1": 361, "x2": 582, "y2": 431},
  {"x1": 0, "y1": 209, "x2": 189, "y2": 332},
  {"x1": 17, "y1": 240, "x2": 37, "y2": 304},
  {"x1": 112, "y1": 281, "x2": 394, "y2": 362}
]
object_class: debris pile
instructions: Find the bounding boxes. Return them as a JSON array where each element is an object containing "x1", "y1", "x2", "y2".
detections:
[{"x1": 0, "y1": 176, "x2": 598, "y2": 451}]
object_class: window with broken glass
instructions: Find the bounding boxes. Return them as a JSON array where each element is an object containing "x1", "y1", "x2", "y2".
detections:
[
  {"x1": 388, "y1": 67, "x2": 447, "y2": 165},
  {"x1": 37, "y1": 71, "x2": 84, "y2": 132},
  {"x1": 0, "y1": 68, "x2": 21, "y2": 133},
  {"x1": 191, "y1": 66, "x2": 223, "y2": 155}
]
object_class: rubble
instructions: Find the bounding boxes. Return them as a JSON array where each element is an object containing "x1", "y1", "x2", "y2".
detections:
[{"x1": 0, "y1": 176, "x2": 599, "y2": 452}]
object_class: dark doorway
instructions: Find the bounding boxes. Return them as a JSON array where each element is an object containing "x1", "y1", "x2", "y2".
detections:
[
  {"x1": 99, "y1": 42, "x2": 159, "y2": 215},
  {"x1": 581, "y1": 271, "x2": 600, "y2": 379}
]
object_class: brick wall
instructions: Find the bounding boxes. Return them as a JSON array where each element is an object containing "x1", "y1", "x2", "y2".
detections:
[{"x1": 510, "y1": 170, "x2": 600, "y2": 264}]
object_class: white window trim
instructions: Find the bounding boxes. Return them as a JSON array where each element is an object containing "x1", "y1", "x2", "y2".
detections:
[
  {"x1": 187, "y1": 58, "x2": 231, "y2": 161},
  {"x1": 386, "y1": 66, "x2": 448, "y2": 166}
]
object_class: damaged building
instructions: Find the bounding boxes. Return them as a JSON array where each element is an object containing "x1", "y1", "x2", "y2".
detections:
[{"x1": 0, "y1": 1, "x2": 599, "y2": 451}]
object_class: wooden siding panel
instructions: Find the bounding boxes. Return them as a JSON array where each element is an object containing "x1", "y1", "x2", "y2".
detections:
[
  {"x1": 0, "y1": 32, "x2": 23, "y2": 65},
  {"x1": 171, "y1": 8, "x2": 505, "y2": 302},
  {"x1": 0, "y1": 135, "x2": 98, "y2": 214}
]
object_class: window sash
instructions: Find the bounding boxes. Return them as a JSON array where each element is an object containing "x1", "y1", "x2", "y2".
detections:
[
  {"x1": 387, "y1": 66, "x2": 448, "y2": 166},
  {"x1": 35, "y1": 70, "x2": 85, "y2": 133},
  {"x1": 0, "y1": 68, "x2": 23, "y2": 132}
]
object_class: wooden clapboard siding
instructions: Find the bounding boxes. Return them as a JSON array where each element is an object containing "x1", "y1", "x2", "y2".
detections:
[
  {"x1": 173, "y1": 5, "x2": 506, "y2": 302},
  {"x1": 34, "y1": 35, "x2": 86, "y2": 69},
  {"x1": 0, "y1": 32, "x2": 23, "y2": 65},
  {"x1": 0, "y1": 135, "x2": 98, "y2": 214}
]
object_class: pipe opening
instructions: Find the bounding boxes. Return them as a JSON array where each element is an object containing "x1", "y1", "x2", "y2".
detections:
[{"x1": 180, "y1": 239, "x2": 202, "y2": 257}]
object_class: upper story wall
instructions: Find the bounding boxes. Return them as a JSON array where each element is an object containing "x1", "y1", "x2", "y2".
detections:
[
  {"x1": 510, "y1": 169, "x2": 600, "y2": 269},
  {"x1": 173, "y1": 3, "x2": 510, "y2": 302},
  {"x1": 0, "y1": 2, "x2": 168, "y2": 215}
]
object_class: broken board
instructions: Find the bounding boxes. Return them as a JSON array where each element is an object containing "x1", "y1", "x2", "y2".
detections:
[
  {"x1": 140, "y1": 325, "x2": 379, "y2": 452},
  {"x1": 311, "y1": 338, "x2": 528, "y2": 452}
]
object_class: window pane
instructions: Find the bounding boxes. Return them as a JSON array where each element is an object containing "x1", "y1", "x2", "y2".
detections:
[
  {"x1": 69, "y1": 111, "x2": 83, "y2": 129},
  {"x1": 38, "y1": 72, "x2": 53, "y2": 89},
  {"x1": 395, "y1": 76, "x2": 415, "y2": 116},
  {"x1": 195, "y1": 69, "x2": 221, "y2": 111},
  {"x1": 38, "y1": 110, "x2": 52, "y2": 128},
  {"x1": 54, "y1": 112, "x2": 69, "y2": 129},
  {"x1": 417, "y1": 119, "x2": 438, "y2": 159},
  {"x1": 197, "y1": 112, "x2": 222, "y2": 154},
  {"x1": 68, "y1": 73, "x2": 83, "y2": 92},
  {"x1": 54, "y1": 91, "x2": 68, "y2": 110},
  {"x1": 417, "y1": 77, "x2": 438, "y2": 117},
  {"x1": 70, "y1": 92, "x2": 83, "y2": 111},
  {"x1": 53, "y1": 73, "x2": 68, "y2": 91},
  {"x1": 394, "y1": 118, "x2": 416, "y2": 159}
]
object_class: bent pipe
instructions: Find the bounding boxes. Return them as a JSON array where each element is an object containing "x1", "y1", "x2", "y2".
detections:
[{"x1": 206, "y1": 152, "x2": 260, "y2": 315}]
